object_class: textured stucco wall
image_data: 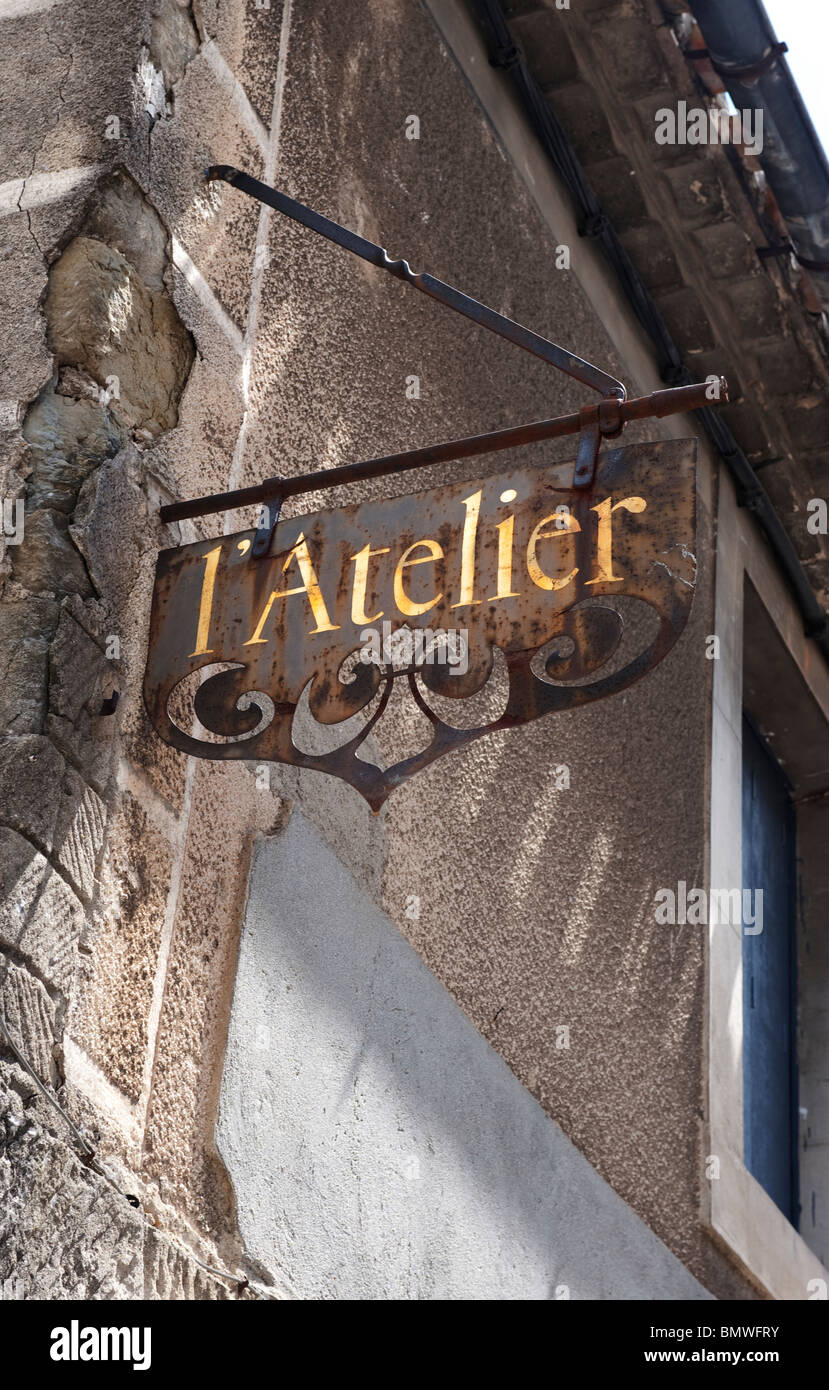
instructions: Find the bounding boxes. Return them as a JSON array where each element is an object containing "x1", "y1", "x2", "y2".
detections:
[{"x1": 0, "y1": 0, "x2": 757, "y2": 1299}]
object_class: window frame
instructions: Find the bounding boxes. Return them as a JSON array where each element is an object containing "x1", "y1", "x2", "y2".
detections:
[{"x1": 706, "y1": 468, "x2": 829, "y2": 1298}]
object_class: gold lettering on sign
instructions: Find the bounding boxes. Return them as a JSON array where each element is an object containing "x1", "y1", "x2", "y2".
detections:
[
  {"x1": 585, "y1": 496, "x2": 647, "y2": 586},
  {"x1": 190, "y1": 490, "x2": 656, "y2": 653},
  {"x1": 349, "y1": 544, "x2": 390, "y2": 625},
  {"x1": 393, "y1": 539, "x2": 444, "y2": 616},
  {"x1": 244, "y1": 532, "x2": 341, "y2": 643},
  {"x1": 526, "y1": 510, "x2": 580, "y2": 592},
  {"x1": 450, "y1": 489, "x2": 482, "y2": 609},
  {"x1": 189, "y1": 544, "x2": 222, "y2": 657},
  {"x1": 489, "y1": 490, "x2": 521, "y2": 601}
]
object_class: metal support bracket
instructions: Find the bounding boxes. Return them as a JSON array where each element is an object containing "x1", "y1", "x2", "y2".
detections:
[
  {"x1": 573, "y1": 397, "x2": 623, "y2": 488},
  {"x1": 156, "y1": 169, "x2": 727, "y2": 533},
  {"x1": 688, "y1": 40, "x2": 788, "y2": 82},
  {"x1": 160, "y1": 379, "x2": 729, "y2": 528},
  {"x1": 251, "y1": 481, "x2": 284, "y2": 558},
  {"x1": 573, "y1": 406, "x2": 601, "y2": 489}
]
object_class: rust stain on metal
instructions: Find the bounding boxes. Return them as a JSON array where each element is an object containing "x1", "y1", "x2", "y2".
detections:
[{"x1": 144, "y1": 438, "x2": 698, "y2": 810}]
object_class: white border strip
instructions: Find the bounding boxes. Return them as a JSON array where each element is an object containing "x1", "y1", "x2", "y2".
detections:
[
  {"x1": 201, "y1": 39, "x2": 269, "y2": 159},
  {"x1": 706, "y1": 467, "x2": 829, "y2": 1298},
  {"x1": 171, "y1": 235, "x2": 245, "y2": 357}
]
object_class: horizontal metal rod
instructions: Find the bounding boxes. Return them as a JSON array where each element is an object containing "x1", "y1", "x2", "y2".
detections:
[
  {"x1": 206, "y1": 165, "x2": 626, "y2": 400},
  {"x1": 159, "y1": 378, "x2": 727, "y2": 524}
]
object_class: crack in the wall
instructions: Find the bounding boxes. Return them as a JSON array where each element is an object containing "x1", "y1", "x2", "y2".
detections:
[
  {"x1": 43, "y1": 20, "x2": 73, "y2": 108},
  {"x1": 15, "y1": 17, "x2": 75, "y2": 264}
]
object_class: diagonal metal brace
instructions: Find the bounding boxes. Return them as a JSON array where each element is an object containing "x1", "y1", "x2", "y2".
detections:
[{"x1": 206, "y1": 165, "x2": 626, "y2": 403}]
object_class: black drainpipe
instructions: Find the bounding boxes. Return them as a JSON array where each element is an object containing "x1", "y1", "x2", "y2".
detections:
[
  {"x1": 689, "y1": 0, "x2": 829, "y2": 304},
  {"x1": 472, "y1": 0, "x2": 829, "y2": 664}
]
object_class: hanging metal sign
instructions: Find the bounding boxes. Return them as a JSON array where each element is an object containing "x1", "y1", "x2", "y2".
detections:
[
  {"x1": 144, "y1": 168, "x2": 723, "y2": 809},
  {"x1": 145, "y1": 437, "x2": 697, "y2": 809}
]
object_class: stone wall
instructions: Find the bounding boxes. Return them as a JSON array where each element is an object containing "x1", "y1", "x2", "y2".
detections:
[{"x1": 0, "y1": 0, "x2": 278, "y2": 1298}]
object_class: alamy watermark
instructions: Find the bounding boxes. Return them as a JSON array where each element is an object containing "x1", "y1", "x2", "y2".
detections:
[
  {"x1": 1, "y1": 498, "x2": 24, "y2": 546},
  {"x1": 654, "y1": 881, "x2": 763, "y2": 934},
  {"x1": 807, "y1": 499, "x2": 827, "y2": 535},
  {"x1": 358, "y1": 620, "x2": 469, "y2": 677},
  {"x1": 50, "y1": 1321, "x2": 151, "y2": 1370},
  {"x1": 655, "y1": 101, "x2": 763, "y2": 157}
]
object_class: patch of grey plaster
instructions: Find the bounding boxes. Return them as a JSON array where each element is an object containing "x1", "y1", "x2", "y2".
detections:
[{"x1": 217, "y1": 810, "x2": 714, "y2": 1301}]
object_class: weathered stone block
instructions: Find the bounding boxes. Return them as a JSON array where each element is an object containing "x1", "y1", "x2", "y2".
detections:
[
  {"x1": 0, "y1": 827, "x2": 84, "y2": 1001},
  {"x1": 753, "y1": 339, "x2": 814, "y2": 399},
  {"x1": 664, "y1": 159, "x2": 726, "y2": 227},
  {"x1": 10, "y1": 508, "x2": 92, "y2": 599},
  {"x1": 0, "y1": 1070, "x2": 241, "y2": 1298},
  {"x1": 783, "y1": 401, "x2": 829, "y2": 454},
  {"x1": 0, "y1": 596, "x2": 59, "y2": 735},
  {"x1": 510, "y1": 11, "x2": 578, "y2": 90},
  {"x1": 594, "y1": 18, "x2": 665, "y2": 98},
  {"x1": 0, "y1": 961, "x2": 57, "y2": 1082},
  {"x1": 724, "y1": 275, "x2": 781, "y2": 342},
  {"x1": 54, "y1": 770, "x2": 107, "y2": 905},
  {"x1": 0, "y1": 735, "x2": 65, "y2": 854},
  {"x1": 46, "y1": 606, "x2": 120, "y2": 794},
  {"x1": 619, "y1": 223, "x2": 682, "y2": 292},
  {"x1": 653, "y1": 285, "x2": 717, "y2": 353},
  {"x1": 69, "y1": 791, "x2": 172, "y2": 1104},
  {"x1": 22, "y1": 388, "x2": 123, "y2": 516},
  {"x1": 550, "y1": 82, "x2": 617, "y2": 165},
  {"x1": 150, "y1": 0, "x2": 201, "y2": 95},
  {"x1": 82, "y1": 169, "x2": 169, "y2": 293},
  {"x1": 632, "y1": 92, "x2": 701, "y2": 167},
  {"x1": 0, "y1": 736, "x2": 107, "y2": 904},
  {"x1": 718, "y1": 402, "x2": 773, "y2": 461},
  {"x1": 692, "y1": 223, "x2": 757, "y2": 281},
  {"x1": 583, "y1": 156, "x2": 650, "y2": 229},
  {"x1": 69, "y1": 448, "x2": 149, "y2": 617},
  {"x1": 0, "y1": 1081, "x2": 145, "y2": 1299},
  {"x1": 0, "y1": 212, "x2": 51, "y2": 403}
]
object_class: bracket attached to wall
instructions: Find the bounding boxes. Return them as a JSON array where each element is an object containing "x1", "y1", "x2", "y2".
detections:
[{"x1": 159, "y1": 166, "x2": 727, "y2": 538}]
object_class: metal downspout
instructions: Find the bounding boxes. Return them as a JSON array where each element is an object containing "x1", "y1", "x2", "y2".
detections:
[{"x1": 689, "y1": 0, "x2": 829, "y2": 305}]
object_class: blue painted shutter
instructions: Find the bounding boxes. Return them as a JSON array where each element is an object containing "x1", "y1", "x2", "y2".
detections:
[{"x1": 741, "y1": 714, "x2": 798, "y2": 1226}]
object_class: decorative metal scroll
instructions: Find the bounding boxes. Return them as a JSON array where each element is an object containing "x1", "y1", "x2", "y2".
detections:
[{"x1": 143, "y1": 437, "x2": 697, "y2": 810}]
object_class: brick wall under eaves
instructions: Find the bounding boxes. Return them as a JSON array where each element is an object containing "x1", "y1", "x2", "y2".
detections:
[{"x1": 496, "y1": 0, "x2": 829, "y2": 608}]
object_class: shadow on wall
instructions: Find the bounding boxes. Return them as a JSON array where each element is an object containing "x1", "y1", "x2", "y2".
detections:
[{"x1": 216, "y1": 809, "x2": 712, "y2": 1301}]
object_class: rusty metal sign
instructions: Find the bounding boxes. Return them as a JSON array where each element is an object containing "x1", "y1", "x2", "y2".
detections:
[{"x1": 144, "y1": 437, "x2": 697, "y2": 809}]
